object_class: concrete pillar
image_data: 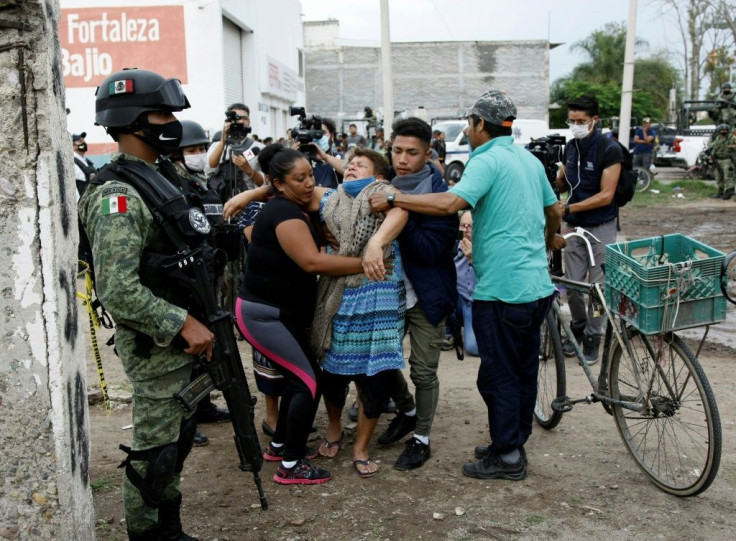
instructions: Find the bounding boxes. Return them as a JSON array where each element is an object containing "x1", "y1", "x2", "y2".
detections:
[{"x1": 0, "y1": 1, "x2": 95, "y2": 539}]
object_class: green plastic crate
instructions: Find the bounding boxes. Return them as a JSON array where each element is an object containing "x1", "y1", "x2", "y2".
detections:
[{"x1": 604, "y1": 234, "x2": 727, "y2": 334}]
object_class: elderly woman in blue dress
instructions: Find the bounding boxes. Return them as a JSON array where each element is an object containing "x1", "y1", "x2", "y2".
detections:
[{"x1": 224, "y1": 147, "x2": 407, "y2": 478}]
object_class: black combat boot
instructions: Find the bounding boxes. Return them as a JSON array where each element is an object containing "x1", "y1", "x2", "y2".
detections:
[
  {"x1": 711, "y1": 189, "x2": 724, "y2": 198},
  {"x1": 722, "y1": 189, "x2": 734, "y2": 200},
  {"x1": 158, "y1": 495, "x2": 199, "y2": 541}
]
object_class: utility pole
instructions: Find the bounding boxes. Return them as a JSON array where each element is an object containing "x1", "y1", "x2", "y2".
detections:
[
  {"x1": 618, "y1": 0, "x2": 637, "y2": 149},
  {"x1": 0, "y1": 2, "x2": 95, "y2": 538},
  {"x1": 380, "y1": 0, "x2": 393, "y2": 130}
]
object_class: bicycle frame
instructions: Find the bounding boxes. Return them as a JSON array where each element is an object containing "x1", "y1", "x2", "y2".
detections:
[{"x1": 551, "y1": 276, "x2": 646, "y2": 413}]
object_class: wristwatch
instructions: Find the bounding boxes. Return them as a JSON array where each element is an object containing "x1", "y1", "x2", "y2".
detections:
[
  {"x1": 387, "y1": 193, "x2": 396, "y2": 208},
  {"x1": 564, "y1": 203, "x2": 570, "y2": 216}
]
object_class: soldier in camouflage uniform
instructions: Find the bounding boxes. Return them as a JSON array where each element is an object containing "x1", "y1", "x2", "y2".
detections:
[
  {"x1": 708, "y1": 124, "x2": 736, "y2": 199},
  {"x1": 79, "y1": 69, "x2": 213, "y2": 541},
  {"x1": 717, "y1": 82, "x2": 736, "y2": 130}
]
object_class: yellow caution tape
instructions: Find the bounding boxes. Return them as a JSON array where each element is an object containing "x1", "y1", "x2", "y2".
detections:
[{"x1": 76, "y1": 261, "x2": 111, "y2": 414}]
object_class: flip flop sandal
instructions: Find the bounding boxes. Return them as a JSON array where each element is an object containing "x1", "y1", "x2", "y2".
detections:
[
  {"x1": 318, "y1": 431, "x2": 345, "y2": 458},
  {"x1": 353, "y1": 459, "x2": 379, "y2": 478}
]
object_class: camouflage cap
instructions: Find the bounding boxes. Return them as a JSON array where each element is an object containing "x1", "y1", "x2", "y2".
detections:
[{"x1": 460, "y1": 90, "x2": 517, "y2": 127}]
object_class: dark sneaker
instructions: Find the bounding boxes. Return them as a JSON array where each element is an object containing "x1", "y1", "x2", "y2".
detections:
[
  {"x1": 562, "y1": 338, "x2": 577, "y2": 357},
  {"x1": 347, "y1": 401, "x2": 359, "y2": 422},
  {"x1": 193, "y1": 429, "x2": 209, "y2": 447},
  {"x1": 263, "y1": 442, "x2": 318, "y2": 462},
  {"x1": 378, "y1": 412, "x2": 417, "y2": 445},
  {"x1": 462, "y1": 451, "x2": 526, "y2": 481},
  {"x1": 441, "y1": 336, "x2": 455, "y2": 351},
  {"x1": 395, "y1": 437, "x2": 431, "y2": 471},
  {"x1": 196, "y1": 406, "x2": 231, "y2": 424},
  {"x1": 273, "y1": 459, "x2": 332, "y2": 485},
  {"x1": 474, "y1": 445, "x2": 527, "y2": 466},
  {"x1": 583, "y1": 335, "x2": 600, "y2": 365}
]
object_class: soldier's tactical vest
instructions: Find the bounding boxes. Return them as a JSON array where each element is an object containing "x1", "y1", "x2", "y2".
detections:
[{"x1": 90, "y1": 157, "x2": 224, "y2": 327}]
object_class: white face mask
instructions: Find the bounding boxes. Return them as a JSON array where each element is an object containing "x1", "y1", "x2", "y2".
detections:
[
  {"x1": 184, "y1": 153, "x2": 207, "y2": 172},
  {"x1": 570, "y1": 120, "x2": 593, "y2": 140}
]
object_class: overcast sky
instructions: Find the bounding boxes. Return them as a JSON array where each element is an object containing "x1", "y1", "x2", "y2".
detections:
[{"x1": 300, "y1": 0, "x2": 678, "y2": 83}]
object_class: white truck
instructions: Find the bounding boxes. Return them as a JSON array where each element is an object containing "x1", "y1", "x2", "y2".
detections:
[
  {"x1": 657, "y1": 101, "x2": 723, "y2": 169},
  {"x1": 433, "y1": 119, "x2": 551, "y2": 182}
]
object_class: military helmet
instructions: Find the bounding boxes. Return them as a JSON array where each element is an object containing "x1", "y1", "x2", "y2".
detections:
[
  {"x1": 723, "y1": 82, "x2": 732, "y2": 90},
  {"x1": 718, "y1": 124, "x2": 730, "y2": 132},
  {"x1": 179, "y1": 120, "x2": 210, "y2": 149},
  {"x1": 95, "y1": 68, "x2": 190, "y2": 128}
]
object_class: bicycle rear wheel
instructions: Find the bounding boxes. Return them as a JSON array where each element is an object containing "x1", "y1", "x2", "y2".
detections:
[
  {"x1": 608, "y1": 329, "x2": 721, "y2": 496},
  {"x1": 633, "y1": 166, "x2": 652, "y2": 192},
  {"x1": 535, "y1": 310, "x2": 566, "y2": 429}
]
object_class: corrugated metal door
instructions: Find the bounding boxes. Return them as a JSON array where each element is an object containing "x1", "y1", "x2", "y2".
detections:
[{"x1": 222, "y1": 17, "x2": 244, "y2": 105}]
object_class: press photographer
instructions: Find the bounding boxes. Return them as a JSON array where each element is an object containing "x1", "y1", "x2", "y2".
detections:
[
  {"x1": 527, "y1": 134, "x2": 566, "y2": 275},
  {"x1": 206, "y1": 103, "x2": 265, "y2": 199},
  {"x1": 290, "y1": 106, "x2": 343, "y2": 188},
  {"x1": 527, "y1": 134, "x2": 566, "y2": 189}
]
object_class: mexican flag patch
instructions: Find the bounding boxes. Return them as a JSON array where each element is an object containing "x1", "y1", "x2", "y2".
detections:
[
  {"x1": 102, "y1": 195, "x2": 127, "y2": 215},
  {"x1": 109, "y1": 79, "x2": 134, "y2": 95}
]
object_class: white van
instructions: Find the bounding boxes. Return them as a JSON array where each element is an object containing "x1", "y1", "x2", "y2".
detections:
[{"x1": 434, "y1": 119, "x2": 550, "y2": 182}]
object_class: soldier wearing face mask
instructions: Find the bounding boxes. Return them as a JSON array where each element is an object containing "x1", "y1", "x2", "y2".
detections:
[
  {"x1": 78, "y1": 68, "x2": 214, "y2": 541},
  {"x1": 554, "y1": 95, "x2": 623, "y2": 365}
]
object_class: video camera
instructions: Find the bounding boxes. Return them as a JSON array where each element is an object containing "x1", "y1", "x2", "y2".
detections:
[
  {"x1": 527, "y1": 134, "x2": 566, "y2": 189},
  {"x1": 290, "y1": 106, "x2": 324, "y2": 159},
  {"x1": 225, "y1": 110, "x2": 252, "y2": 141}
]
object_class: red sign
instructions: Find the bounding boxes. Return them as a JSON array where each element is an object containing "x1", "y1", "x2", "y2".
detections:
[{"x1": 59, "y1": 6, "x2": 187, "y2": 88}]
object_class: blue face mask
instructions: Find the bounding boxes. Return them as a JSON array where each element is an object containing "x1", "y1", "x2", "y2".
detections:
[
  {"x1": 342, "y1": 176, "x2": 375, "y2": 197},
  {"x1": 316, "y1": 135, "x2": 330, "y2": 152}
]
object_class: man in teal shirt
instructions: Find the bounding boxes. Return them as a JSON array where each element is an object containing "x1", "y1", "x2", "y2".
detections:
[{"x1": 370, "y1": 90, "x2": 564, "y2": 481}]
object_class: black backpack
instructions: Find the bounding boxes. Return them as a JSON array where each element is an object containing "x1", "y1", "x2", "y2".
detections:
[{"x1": 596, "y1": 137, "x2": 636, "y2": 207}]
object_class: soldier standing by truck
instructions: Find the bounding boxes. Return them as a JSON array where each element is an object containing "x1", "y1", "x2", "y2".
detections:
[{"x1": 708, "y1": 124, "x2": 736, "y2": 199}]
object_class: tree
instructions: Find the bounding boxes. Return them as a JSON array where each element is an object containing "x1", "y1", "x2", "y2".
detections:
[
  {"x1": 657, "y1": 0, "x2": 733, "y2": 99},
  {"x1": 568, "y1": 22, "x2": 643, "y2": 84},
  {"x1": 550, "y1": 24, "x2": 681, "y2": 127}
]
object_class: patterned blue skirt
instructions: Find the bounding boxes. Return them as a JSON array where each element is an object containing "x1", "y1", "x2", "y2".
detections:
[{"x1": 322, "y1": 243, "x2": 406, "y2": 377}]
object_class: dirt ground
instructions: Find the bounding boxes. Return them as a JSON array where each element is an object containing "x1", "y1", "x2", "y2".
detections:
[{"x1": 85, "y1": 169, "x2": 736, "y2": 541}]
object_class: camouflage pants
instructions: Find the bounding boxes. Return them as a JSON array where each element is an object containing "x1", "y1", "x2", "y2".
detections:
[
  {"x1": 122, "y1": 363, "x2": 194, "y2": 535},
  {"x1": 715, "y1": 158, "x2": 735, "y2": 192}
]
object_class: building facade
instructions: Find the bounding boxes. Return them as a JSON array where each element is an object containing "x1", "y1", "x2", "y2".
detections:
[
  {"x1": 304, "y1": 20, "x2": 551, "y2": 129},
  {"x1": 60, "y1": 0, "x2": 306, "y2": 155}
]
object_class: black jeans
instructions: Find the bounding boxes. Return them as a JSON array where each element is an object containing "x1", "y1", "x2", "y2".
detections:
[{"x1": 472, "y1": 294, "x2": 554, "y2": 455}]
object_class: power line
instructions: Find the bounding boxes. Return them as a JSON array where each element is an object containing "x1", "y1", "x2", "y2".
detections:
[{"x1": 430, "y1": 0, "x2": 456, "y2": 40}]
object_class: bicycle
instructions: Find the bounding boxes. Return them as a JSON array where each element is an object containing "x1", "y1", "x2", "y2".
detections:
[
  {"x1": 535, "y1": 229, "x2": 722, "y2": 497},
  {"x1": 632, "y1": 165, "x2": 652, "y2": 192}
]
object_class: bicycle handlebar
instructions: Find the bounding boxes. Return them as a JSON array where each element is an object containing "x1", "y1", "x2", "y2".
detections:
[{"x1": 562, "y1": 227, "x2": 601, "y2": 267}]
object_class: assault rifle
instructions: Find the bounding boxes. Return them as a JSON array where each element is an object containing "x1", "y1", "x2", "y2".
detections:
[
  {"x1": 97, "y1": 158, "x2": 267, "y2": 509},
  {"x1": 166, "y1": 248, "x2": 267, "y2": 510}
]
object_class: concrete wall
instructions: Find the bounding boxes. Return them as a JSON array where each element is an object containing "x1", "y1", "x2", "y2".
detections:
[
  {"x1": 304, "y1": 20, "x2": 550, "y2": 127},
  {"x1": 0, "y1": 1, "x2": 95, "y2": 539}
]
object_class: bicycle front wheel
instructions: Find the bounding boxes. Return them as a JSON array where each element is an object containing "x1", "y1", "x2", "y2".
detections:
[
  {"x1": 632, "y1": 166, "x2": 652, "y2": 192},
  {"x1": 608, "y1": 330, "x2": 721, "y2": 496},
  {"x1": 535, "y1": 310, "x2": 566, "y2": 429}
]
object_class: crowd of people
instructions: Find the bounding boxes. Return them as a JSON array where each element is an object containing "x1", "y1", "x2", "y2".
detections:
[{"x1": 77, "y1": 65, "x2": 643, "y2": 540}]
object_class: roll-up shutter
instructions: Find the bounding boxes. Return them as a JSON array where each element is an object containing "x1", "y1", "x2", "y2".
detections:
[{"x1": 222, "y1": 17, "x2": 244, "y2": 105}]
